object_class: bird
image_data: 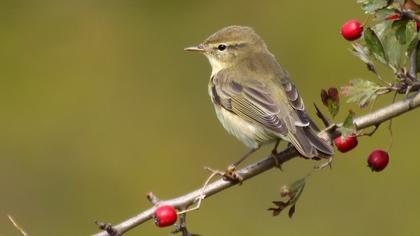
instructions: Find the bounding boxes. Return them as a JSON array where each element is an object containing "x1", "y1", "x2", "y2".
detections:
[{"x1": 185, "y1": 26, "x2": 333, "y2": 180}]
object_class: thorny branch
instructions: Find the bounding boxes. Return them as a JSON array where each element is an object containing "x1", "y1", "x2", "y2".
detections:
[{"x1": 92, "y1": 91, "x2": 420, "y2": 236}]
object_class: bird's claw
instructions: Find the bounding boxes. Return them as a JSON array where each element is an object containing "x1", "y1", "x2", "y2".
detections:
[
  {"x1": 271, "y1": 151, "x2": 283, "y2": 170},
  {"x1": 205, "y1": 165, "x2": 244, "y2": 184},
  {"x1": 222, "y1": 165, "x2": 244, "y2": 184},
  {"x1": 314, "y1": 156, "x2": 333, "y2": 170}
]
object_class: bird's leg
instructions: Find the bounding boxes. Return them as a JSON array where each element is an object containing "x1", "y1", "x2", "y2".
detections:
[
  {"x1": 271, "y1": 139, "x2": 280, "y2": 155},
  {"x1": 224, "y1": 148, "x2": 259, "y2": 183},
  {"x1": 231, "y1": 148, "x2": 259, "y2": 167},
  {"x1": 270, "y1": 139, "x2": 282, "y2": 169},
  {"x1": 314, "y1": 156, "x2": 333, "y2": 170}
]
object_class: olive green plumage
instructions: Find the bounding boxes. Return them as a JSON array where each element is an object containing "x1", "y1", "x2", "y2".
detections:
[{"x1": 186, "y1": 25, "x2": 333, "y2": 158}]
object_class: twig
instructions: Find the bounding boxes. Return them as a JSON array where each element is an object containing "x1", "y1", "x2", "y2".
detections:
[
  {"x1": 357, "y1": 124, "x2": 380, "y2": 137},
  {"x1": 353, "y1": 91, "x2": 420, "y2": 129},
  {"x1": 92, "y1": 147, "x2": 298, "y2": 236},
  {"x1": 171, "y1": 213, "x2": 199, "y2": 236},
  {"x1": 8, "y1": 215, "x2": 28, "y2": 236},
  {"x1": 146, "y1": 192, "x2": 161, "y2": 205},
  {"x1": 177, "y1": 169, "x2": 216, "y2": 215},
  {"x1": 92, "y1": 92, "x2": 420, "y2": 236},
  {"x1": 397, "y1": 9, "x2": 420, "y2": 23},
  {"x1": 313, "y1": 103, "x2": 332, "y2": 127},
  {"x1": 94, "y1": 221, "x2": 119, "y2": 236}
]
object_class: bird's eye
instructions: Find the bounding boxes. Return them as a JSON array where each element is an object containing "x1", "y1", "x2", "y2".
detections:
[{"x1": 217, "y1": 44, "x2": 227, "y2": 51}]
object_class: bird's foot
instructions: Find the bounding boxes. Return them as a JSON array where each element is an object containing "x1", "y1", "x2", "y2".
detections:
[
  {"x1": 205, "y1": 165, "x2": 243, "y2": 184},
  {"x1": 314, "y1": 156, "x2": 333, "y2": 170},
  {"x1": 271, "y1": 150, "x2": 283, "y2": 170},
  {"x1": 223, "y1": 165, "x2": 244, "y2": 183}
]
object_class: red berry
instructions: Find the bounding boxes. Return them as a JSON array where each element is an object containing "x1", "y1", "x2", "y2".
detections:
[
  {"x1": 154, "y1": 205, "x2": 177, "y2": 227},
  {"x1": 417, "y1": 22, "x2": 420, "y2": 31},
  {"x1": 367, "y1": 149, "x2": 389, "y2": 172},
  {"x1": 334, "y1": 135, "x2": 358, "y2": 153},
  {"x1": 341, "y1": 19, "x2": 363, "y2": 41},
  {"x1": 386, "y1": 14, "x2": 401, "y2": 20}
]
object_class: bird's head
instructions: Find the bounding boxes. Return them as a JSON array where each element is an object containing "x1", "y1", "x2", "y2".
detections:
[{"x1": 185, "y1": 26, "x2": 267, "y2": 73}]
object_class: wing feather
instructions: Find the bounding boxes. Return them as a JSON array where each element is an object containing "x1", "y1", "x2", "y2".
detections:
[
  {"x1": 210, "y1": 68, "x2": 333, "y2": 157},
  {"x1": 210, "y1": 70, "x2": 287, "y2": 136}
]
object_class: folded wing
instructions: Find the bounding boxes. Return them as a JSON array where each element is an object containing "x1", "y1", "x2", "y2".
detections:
[{"x1": 210, "y1": 68, "x2": 333, "y2": 158}]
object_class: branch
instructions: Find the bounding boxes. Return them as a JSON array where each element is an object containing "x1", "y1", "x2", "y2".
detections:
[
  {"x1": 353, "y1": 92, "x2": 420, "y2": 129},
  {"x1": 92, "y1": 92, "x2": 420, "y2": 236},
  {"x1": 397, "y1": 8, "x2": 420, "y2": 22}
]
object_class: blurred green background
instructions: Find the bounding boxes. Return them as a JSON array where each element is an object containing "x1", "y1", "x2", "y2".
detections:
[{"x1": 1, "y1": 1, "x2": 419, "y2": 235}]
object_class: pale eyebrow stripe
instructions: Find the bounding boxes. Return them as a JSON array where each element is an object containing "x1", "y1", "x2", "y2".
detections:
[{"x1": 210, "y1": 41, "x2": 247, "y2": 48}]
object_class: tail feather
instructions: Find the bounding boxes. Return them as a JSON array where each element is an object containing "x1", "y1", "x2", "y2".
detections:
[
  {"x1": 287, "y1": 127, "x2": 334, "y2": 158},
  {"x1": 287, "y1": 127, "x2": 317, "y2": 158},
  {"x1": 303, "y1": 127, "x2": 334, "y2": 156}
]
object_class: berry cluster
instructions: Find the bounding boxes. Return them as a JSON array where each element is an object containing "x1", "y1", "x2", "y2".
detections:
[
  {"x1": 334, "y1": 135, "x2": 389, "y2": 172},
  {"x1": 341, "y1": 14, "x2": 420, "y2": 42}
]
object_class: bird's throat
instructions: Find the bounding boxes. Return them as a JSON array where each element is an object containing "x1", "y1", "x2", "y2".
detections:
[{"x1": 206, "y1": 56, "x2": 227, "y2": 77}]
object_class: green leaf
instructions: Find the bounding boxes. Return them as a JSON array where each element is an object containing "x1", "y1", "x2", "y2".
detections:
[
  {"x1": 338, "y1": 110, "x2": 356, "y2": 139},
  {"x1": 405, "y1": 21, "x2": 418, "y2": 48},
  {"x1": 402, "y1": 21, "x2": 418, "y2": 69},
  {"x1": 374, "y1": 8, "x2": 396, "y2": 20},
  {"x1": 407, "y1": 36, "x2": 419, "y2": 70},
  {"x1": 288, "y1": 205, "x2": 296, "y2": 218},
  {"x1": 393, "y1": 20, "x2": 416, "y2": 46},
  {"x1": 372, "y1": 20, "x2": 393, "y2": 40},
  {"x1": 394, "y1": 20, "x2": 409, "y2": 44},
  {"x1": 327, "y1": 100, "x2": 339, "y2": 117},
  {"x1": 376, "y1": 20, "x2": 418, "y2": 71},
  {"x1": 342, "y1": 110, "x2": 355, "y2": 128},
  {"x1": 341, "y1": 79, "x2": 382, "y2": 108},
  {"x1": 287, "y1": 178, "x2": 305, "y2": 219},
  {"x1": 288, "y1": 177, "x2": 306, "y2": 195},
  {"x1": 350, "y1": 43, "x2": 381, "y2": 73},
  {"x1": 268, "y1": 201, "x2": 287, "y2": 216},
  {"x1": 357, "y1": 0, "x2": 389, "y2": 13},
  {"x1": 351, "y1": 43, "x2": 374, "y2": 66},
  {"x1": 364, "y1": 27, "x2": 387, "y2": 64},
  {"x1": 406, "y1": 21, "x2": 419, "y2": 47},
  {"x1": 383, "y1": 31, "x2": 402, "y2": 71}
]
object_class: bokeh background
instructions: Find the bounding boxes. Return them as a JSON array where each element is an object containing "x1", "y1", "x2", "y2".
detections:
[{"x1": 1, "y1": 1, "x2": 419, "y2": 235}]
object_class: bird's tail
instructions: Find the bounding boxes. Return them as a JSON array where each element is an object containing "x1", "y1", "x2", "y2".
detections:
[{"x1": 288, "y1": 126, "x2": 334, "y2": 158}]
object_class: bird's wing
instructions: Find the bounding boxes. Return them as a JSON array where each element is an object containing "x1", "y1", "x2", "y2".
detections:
[
  {"x1": 278, "y1": 76, "x2": 334, "y2": 157},
  {"x1": 210, "y1": 69, "x2": 288, "y2": 137},
  {"x1": 210, "y1": 69, "x2": 333, "y2": 158}
]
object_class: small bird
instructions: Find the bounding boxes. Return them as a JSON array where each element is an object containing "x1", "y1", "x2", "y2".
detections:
[{"x1": 185, "y1": 26, "x2": 333, "y2": 179}]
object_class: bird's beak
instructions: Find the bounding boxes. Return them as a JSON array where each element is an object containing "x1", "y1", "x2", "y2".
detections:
[{"x1": 184, "y1": 44, "x2": 206, "y2": 53}]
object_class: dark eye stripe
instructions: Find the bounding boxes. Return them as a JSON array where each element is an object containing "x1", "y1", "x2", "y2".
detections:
[
  {"x1": 215, "y1": 43, "x2": 246, "y2": 51},
  {"x1": 229, "y1": 43, "x2": 246, "y2": 49}
]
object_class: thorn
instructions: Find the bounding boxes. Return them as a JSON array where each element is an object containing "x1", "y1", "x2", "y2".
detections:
[
  {"x1": 146, "y1": 192, "x2": 160, "y2": 205},
  {"x1": 314, "y1": 103, "x2": 332, "y2": 127},
  {"x1": 95, "y1": 221, "x2": 119, "y2": 236}
]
